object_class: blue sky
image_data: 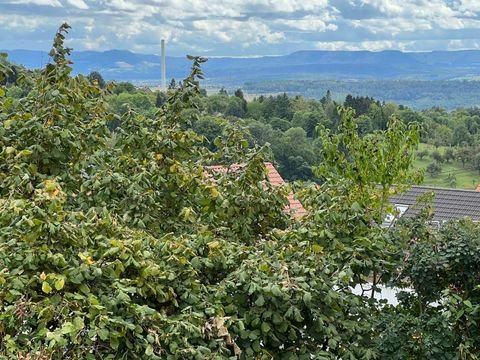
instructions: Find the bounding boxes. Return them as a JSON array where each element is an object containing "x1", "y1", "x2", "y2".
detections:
[{"x1": 1, "y1": 0, "x2": 480, "y2": 56}]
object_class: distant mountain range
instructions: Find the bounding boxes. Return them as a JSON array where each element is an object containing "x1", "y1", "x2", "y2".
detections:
[{"x1": 4, "y1": 49, "x2": 480, "y2": 85}]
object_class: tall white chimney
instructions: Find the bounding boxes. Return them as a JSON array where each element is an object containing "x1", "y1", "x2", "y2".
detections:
[{"x1": 161, "y1": 39, "x2": 166, "y2": 91}]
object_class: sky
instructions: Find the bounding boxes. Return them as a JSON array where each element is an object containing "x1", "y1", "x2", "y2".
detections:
[{"x1": 1, "y1": 0, "x2": 480, "y2": 56}]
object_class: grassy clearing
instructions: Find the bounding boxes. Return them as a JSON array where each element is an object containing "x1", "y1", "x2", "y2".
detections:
[{"x1": 413, "y1": 143, "x2": 480, "y2": 189}]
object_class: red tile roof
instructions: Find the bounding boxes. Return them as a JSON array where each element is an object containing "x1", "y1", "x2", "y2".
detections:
[
  {"x1": 264, "y1": 163, "x2": 306, "y2": 218},
  {"x1": 206, "y1": 162, "x2": 306, "y2": 218}
]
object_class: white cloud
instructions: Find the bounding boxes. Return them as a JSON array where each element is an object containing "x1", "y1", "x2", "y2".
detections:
[
  {"x1": 457, "y1": 0, "x2": 480, "y2": 15},
  {"x1": 193, "y1": 18, "x2": 285, "y2": 45},
  {"x1": 106, "y1": 0, "x2": 137, "y2": 11},
  {"x1": 315, "y1": 40, "x2": 416, "y2": 51},
  {"x1": 65, "y1": 0, "x2": 88, "y2": 9},
  {"x1": 83, "y1": 34, "x2": 107, "y2": 50},
  {"x1": 351, "y1": 18, "x2": 432, "y2": 35},
  {"x1": 1, "y1": 0, "x2": 480, "y2": 55},
  {"x1": 0, "y1": 14, "x2": 44, "y2": 29},
  {"x1": 115, "y1": 61, "x2": 134, "y2": 68},
  {"x1": 244, "y1": 0, "x2": 329, "y2": 12},
  {"x1": 277, "y1": 15, "x2": 338, "y2": 32},
  {"x1": 8, "y1": 0, "x2": 62, "y2": 6}
]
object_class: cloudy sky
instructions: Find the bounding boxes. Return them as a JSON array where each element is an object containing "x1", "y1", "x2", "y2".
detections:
[{"x1": 1, "y1": 0, "x2": 480, "y2": 56}]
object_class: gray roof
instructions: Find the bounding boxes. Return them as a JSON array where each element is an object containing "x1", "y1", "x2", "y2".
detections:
[{"x1": 389, "y1": 185, "x2": 480, "y2": 222}]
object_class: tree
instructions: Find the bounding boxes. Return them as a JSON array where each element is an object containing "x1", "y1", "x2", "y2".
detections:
[
  {"x1": 112, "y1": 81, "x2": 136, "y2": 94},
  {"x1": 453, "y1": 124, "x2": 471, "y2": 146},
  {"x1": 271, "y1": 127, "x2": 318, "y2": 180},
  {"x1": 426, "y1": 162, "x2": 442, "y2": 177},
  {"x1": 87, "y1": 70, "x2": 106, "y2": 88},
  {"x1": 311, "y1": 108, "x2": 422, "y2": 299},
  {"x1": 0, "y1": 55, "x2": 20, "y2": 85},
  {"x1": 320, "y1": 89, "x2": 332, "y2": 105},
  {"x1": 292, "y1": 110, "x2": 325, "y2": 137},
  {"x1": 0, "y1": 25, "x2": 294, "y2": 358},
  {"x1": 316, "y1": 107, "x2": 422, "y2": 221},
  {"x1": 443, "y1": 148, "x2": 455, "y2": 163},
  {"x1": 234, "y1": 88, "x2": 247, "y2": 113},
  {"x1": 445, "y1": 173, "x2": 457, "y2": 187},
  {"x1": 168, "y1": 78, "x2": 176, "y2": 89},
  {"x1": 386, "y1": 220, "x2": 480, "y2": 358},
  {"x1": 155, "y1": 91, "x2": 167, "y2": 108},
  {"x1": 431, "y1": 149, "x2": 444, "y2": 163},
  {"x1": 225, "y1": 96, "x2": 246, "y2": 118},
  {"x1": 417, "y1": 149, "x2": 429, "y2": 160},
  {"x1": 456, "y1": 146, "x2": 472, "y2": 168},
  {"x1": 473, "y1": 152, "x2": 480, "y2": 174},
  {"x1": 269, "y1": 117, "x2": 291, "y2": 131}
]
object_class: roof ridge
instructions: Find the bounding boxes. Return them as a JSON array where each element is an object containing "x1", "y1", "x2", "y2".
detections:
[{"x1": 399, "y1": 184, "x2": 480, "y2": 194}]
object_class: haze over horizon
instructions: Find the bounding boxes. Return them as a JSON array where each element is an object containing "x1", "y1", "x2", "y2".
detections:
[{"x1": 1, "y1": 0, "x2": 480, "y2": 57}]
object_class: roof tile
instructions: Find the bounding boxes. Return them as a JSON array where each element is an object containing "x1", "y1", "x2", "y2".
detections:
[{"x1": 390, "y1": 185, "x2": 480, "y2": 222}]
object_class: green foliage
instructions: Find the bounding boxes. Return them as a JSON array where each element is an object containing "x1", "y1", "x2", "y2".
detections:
[
  {"x1": 316, "y1": 107, "x2": 422, "y2": 221},
  {"x1": 416, "y1": 149, "x2": 429, "y2": 160},
  {"x1": 0, "y1": 25, "x2": 289, "y2": 358},
  {"x1": 431, "y1": 150, "x2": 444, "y2": 163},
  {"x1": 387, "y1": 220, "x2": 480, "y2": 359},
  {"x1": 244, "y1": 79, "x2": 480, "y2": 110},
  {"x1": 111, "y1": 81, "x2": 136, "y2": 95},
  {"x1": 426, "y1": 162, "x2": 442, "y2": 177},
  {"x1": 87, "y1": 71, "x2": 106, "y2": 89},
  {"x1": 3, "y1": 24, "x2": 480, "y2": 360}
]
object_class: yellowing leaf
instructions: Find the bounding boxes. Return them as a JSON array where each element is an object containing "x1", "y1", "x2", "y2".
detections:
[
  {"x1": 5, "y1": 146, "x2": 15, "y2": 155},
  {"x1": 40, "y1": 272, "x2": 47, "y2": 280},
  {"x1": 208, "y1": 241, "x2": 220, "y2": 249},
  {"x1": 85, "y1": 256, "x2": 94, "y2": 265},
  {"x1": 54, "y1": 278, "x2": 65, "y2": 291},
  {"x1": 16, "y1": 149, "x2": 33, "y2": 158},
  {"x1": 209, "y1": 186, "x2": 219, "y2": 199},
  {"x1": 42, "y1": 281, "x2": 52, "y2": 294},
  {"x1": 3, "y1": 119, "x2": 14, "y2": 129},
  {"x1": 44, "y1": 180, "x2": 58, "y2": 192}
]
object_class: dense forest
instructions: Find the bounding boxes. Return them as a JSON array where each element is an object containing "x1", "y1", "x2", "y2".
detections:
[
  {"x1": 7, "y1": 59, "x2": 480, "y2": 188},
  {"x1": 244, "y1": 79, "x2": 480, "y2": 110},
  {"x1": 1, "y1": 25, "x2": 480, "y2": 359}
]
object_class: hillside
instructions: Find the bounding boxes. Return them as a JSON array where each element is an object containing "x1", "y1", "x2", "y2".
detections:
[{"x1": 5, "y1": 49, "x2": 480, "y2": 83}]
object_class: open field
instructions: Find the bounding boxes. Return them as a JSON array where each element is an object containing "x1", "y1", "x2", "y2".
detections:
[{"x1": 413, "y1": 143, "x2": 480, "y2": 189}]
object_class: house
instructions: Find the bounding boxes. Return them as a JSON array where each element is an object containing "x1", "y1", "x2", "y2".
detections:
[
  {"x1": 206, "y1": 162, "x2": 306, "y2": 218},
  {"x1": 386, "y1": 185, "x2": 480, "y2": 228}
]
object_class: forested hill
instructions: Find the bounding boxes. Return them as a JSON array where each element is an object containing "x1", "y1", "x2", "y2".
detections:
[{"x1": 5, "y1": 49, "x2": 480, "y2": 83}]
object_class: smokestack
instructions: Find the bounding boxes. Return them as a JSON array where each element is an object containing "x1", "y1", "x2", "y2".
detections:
[{"x1": 161, "y1": 39, "x2": 166, "y2": 91}]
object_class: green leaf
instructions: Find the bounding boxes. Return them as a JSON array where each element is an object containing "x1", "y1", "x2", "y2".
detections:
[
  {"x1": 98, "y1": 328, "x2": 109, "y2": 341},
  {"x1": 254, "y1": 295, "x2": 265, "y2": 307},
  {"x1": 73, "y1": 317, "x2": 84, "y2": 331},
  {"x1": 145, "y1": 344, "x2": 153, "y2": 356},
  {"x1": 261, "y1": 322, "x2": 271, "y2": 334},
  {"x1": 60, "y1": 322, "x2": 75, "y2": 335},
  {"x1": 303, "y1": 292, "x2": 312, "y2": 304},
  {"x1": 110, "y1": 336, "x2": 119, "y2": 350}
]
